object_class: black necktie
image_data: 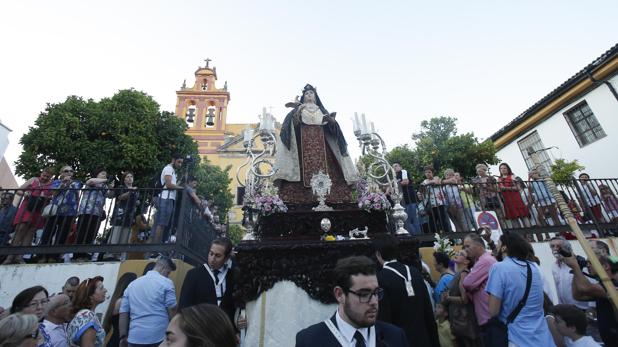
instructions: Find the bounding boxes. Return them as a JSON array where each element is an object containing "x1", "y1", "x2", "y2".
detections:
[
  {"x1": 354, "y1": 330, "x2": 366, "y2": 347},
  {"x1": 213, "y1": 270, "x2": 220, "y2": 285}
]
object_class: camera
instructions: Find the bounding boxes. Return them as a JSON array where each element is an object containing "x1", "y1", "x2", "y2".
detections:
[
  {"x1": 185, "y1": 155, "x2": 196, "y2": 166},
  {"x1": 557, "y1": 247, "x2": 572, "y2": 258}
]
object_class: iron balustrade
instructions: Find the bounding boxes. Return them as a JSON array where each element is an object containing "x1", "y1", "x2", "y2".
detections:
[{"x1": 0, "y1": 186, "x2": 217, "y2": 265}]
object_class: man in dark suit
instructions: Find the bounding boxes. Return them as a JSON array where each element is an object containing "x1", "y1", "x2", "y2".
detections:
[
  {"x1": 295, "y1": 256, "x2": 408, "y2": 347},
  {"x1": 178, "y1": 237, "x2": 237, "y2": 323},
  {"x1": 373, "y1": 234, "x2": 439, "y2": 347}
]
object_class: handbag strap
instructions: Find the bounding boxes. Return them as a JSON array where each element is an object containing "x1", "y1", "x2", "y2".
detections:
[{"x1": 506, "y1": 261, "x2": 532, "y2": 324}]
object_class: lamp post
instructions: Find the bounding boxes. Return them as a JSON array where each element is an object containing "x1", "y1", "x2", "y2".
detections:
[{"x1": 528, "y1": 148, "x2": 618, "y2": 312}]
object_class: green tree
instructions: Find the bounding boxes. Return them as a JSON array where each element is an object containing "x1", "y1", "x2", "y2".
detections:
[
  {"x1": 191, "y1": 159, "x2": 234, "y2": 220},
  {"x1": 550, "y1": 158, "x2": 585, "y2": 185},
  {"x1": 383, "y1": 116, "x2": 499, "y2": 181},
  {"x1": 15, "y1": 89, "x2": 199, "y2": 188}
]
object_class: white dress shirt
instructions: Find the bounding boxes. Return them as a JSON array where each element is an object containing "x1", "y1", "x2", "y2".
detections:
[
  {"x1": 335, "y1": 308, "x2": 375, "y2": 347},
  {"x1": 42, "y1": 319, "x2": 68, "y2": 347},
  {"x1": 552, "y1": 260, "x2": 589, "y2": 309}
]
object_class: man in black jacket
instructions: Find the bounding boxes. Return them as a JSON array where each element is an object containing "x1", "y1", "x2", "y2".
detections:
[
  {"x1": 295, "y1": 255, "x2": 408, "y2": 347},
  {"x1": 374, "y1": 234, "x2": 439, "y2": 347},
  {"x1": 178, "y1": 237, "x2": 236, "y2": 322}
]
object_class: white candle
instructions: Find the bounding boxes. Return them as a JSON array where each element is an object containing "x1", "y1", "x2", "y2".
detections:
[
  {"x1": 370, "y1": 122, "x2": 375, "y2": 134},
  {"x1": 354, "y1": 112, "x2": 360, "y2": 131},
  {"x1": 244, "y1": 129, "x2": 254, "y2": 142}
]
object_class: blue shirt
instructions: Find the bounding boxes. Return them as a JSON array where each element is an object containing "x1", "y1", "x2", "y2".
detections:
[
  {"x1": 486, "y1": 257, "x2": 555, "y2": 347},
  {"x1": 50, "y1": 180, "x2": 82, "y2": 216},
  {"x1": 434, "y1": 272, "x2": 454, "y2": 304},
  {"x1": 120, "y1": 271, "x2": 177, "y2": 344}
]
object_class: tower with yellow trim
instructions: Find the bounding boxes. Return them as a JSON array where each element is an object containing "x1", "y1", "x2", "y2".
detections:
[{"x1": 175, "y1": 59, "x2": 230, "y2": 155}]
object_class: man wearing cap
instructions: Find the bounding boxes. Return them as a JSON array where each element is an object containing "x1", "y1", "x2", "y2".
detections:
[{"x1": 119, "y1": 257, "x2": 177, "y2": 347}]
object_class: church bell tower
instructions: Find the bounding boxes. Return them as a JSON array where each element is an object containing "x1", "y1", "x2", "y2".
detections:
[{"x1": 175, "y1": 59, "x2": 230, "y2": 156}]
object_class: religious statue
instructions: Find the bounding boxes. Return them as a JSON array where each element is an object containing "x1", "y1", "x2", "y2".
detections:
[{"x1": 274, "y1": 84, "x2": 358, "y2": 205}]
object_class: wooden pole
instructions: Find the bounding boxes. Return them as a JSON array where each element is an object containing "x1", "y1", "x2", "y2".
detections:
[{"x1": 529, "y1": 151, "x2": 618, "y2": 312}]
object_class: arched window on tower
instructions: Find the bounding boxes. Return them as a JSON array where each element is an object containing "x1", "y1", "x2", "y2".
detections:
[
  {"x1": 186, "y1": 103, "x2": 197, "y2": 128},
  {"x1": 205, "y1": 106, "x2": 216, "y2": 127},
  {"x1": 201, "y1": 79, "x2": 208, "y2": 91}
]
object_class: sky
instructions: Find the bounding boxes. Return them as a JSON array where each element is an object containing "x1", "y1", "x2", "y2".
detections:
[{"x1": 1, "y1": 0, "x2": 616, "y2": 181}]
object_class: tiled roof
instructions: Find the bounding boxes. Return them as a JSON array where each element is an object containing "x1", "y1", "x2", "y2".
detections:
[{"x1": 490, "y1": 43, "x2": 618, "y2": 143}]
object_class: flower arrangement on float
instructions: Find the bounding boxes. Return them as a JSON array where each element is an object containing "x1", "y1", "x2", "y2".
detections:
[
  {"x1": 356, "y1": 178, "x2": 391, "y2": 212},
  {"x1": 253, "y1": 184, "x2": 288, "y2": 216},
  {"x1": 432, "y1": 233, "x2": 455, "y2": 257}
]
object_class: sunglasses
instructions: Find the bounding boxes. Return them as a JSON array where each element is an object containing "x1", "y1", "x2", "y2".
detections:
[{"x1": 63, "y1": 169, "x2": 74, "y2": 173}]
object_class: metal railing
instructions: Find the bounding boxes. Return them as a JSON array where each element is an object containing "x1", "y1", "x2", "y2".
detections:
[
  {"x1": 404, "y1": 177, "x2": 618, "y2": 241},
  {"x1": 0, "y1": 185, "x2": 218, "y2": 265}
]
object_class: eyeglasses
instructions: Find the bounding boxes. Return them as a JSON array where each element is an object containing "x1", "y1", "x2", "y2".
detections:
[
  {"x1": 63, "y1": 169, "x2": 74, "y2": 173},
  {"x1": 27, "y1": 298, "x2": 49, "y2": 309},
  {"x1": 347, "y1": 288, "x2": 383, "y2": 303}
]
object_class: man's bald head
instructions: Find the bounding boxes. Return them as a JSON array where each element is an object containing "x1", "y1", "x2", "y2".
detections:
[{"x1": 45, "y1": 294, "x2": 71, "y2": 323}]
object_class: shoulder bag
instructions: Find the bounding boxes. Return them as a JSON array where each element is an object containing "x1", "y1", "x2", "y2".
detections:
[{"x1": 484, "y1": 261, "x2": 532, "y2": 347}]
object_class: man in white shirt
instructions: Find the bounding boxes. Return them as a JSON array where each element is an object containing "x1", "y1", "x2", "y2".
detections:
[
  {"x1": 151, "y1": 153, "x2": 183, "y2": 243},
  {"x1": 549, "y1": 237, "x2": 589, "y2": 309},
  {"x1": 551, "y1": 304, "x2": 601, "y2": 347},
  {"x1": 42, "y1": 294, "x2": 71, "y2": 347}
]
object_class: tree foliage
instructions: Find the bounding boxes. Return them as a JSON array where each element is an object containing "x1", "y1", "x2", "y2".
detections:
[
  {"x1": 550, "y1": 158, "x2": 585, "y2": 185},
  {"x1": 190, "y1": 159, "x2": 234, "y2": 220},
  {"x1": 17, "y1": 89, "x2": 235, "y2": 212},
  {"x1": 384, "y1": 116, "x2": 499, "y2": 182}
]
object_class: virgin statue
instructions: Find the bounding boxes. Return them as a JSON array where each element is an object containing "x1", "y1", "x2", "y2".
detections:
[{"x1": 274, "y1": 84, "x2": 358, "y2": 205}]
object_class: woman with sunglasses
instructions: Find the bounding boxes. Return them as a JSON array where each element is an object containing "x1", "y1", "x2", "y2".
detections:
[
  {"x1": 0, "y1": 313, "x2": 41, "y2": 347},
  {"x1": 9, "y1": 286, "x2": 52, "y2": 347},
  {"x1": 67, "y1": 276, "x2": 108, "y2": 347},
  {"x1": 38, "y1": 166, "x2": 82, "y2": 263}
]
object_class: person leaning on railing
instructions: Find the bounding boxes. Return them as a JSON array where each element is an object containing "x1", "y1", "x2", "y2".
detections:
[
  {"x1": 472, "y1": 164, "x2": 505, "y2": 229},
  {"x1": 421, "y1": 165, "x2": 451, "y2": 234},
  {"x1": 106, "y1": 171, "x2": 139, "y2": 261},
  {"x1": 2, "y1": 167, "x2": 54, "y2": 265},
  {"x1": 37, "y1": 166, "x2": 82, "y2": 264},
  {"x1": 73, "y1": 168, "x2": 114, "y2": 262},
  {"x1": 442, "y1": 169, "x2": 466, "y2": 233}
]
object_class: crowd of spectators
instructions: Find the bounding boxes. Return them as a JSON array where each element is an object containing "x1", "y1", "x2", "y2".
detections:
[
  {"x1": 392, "y1": 162, "x2": 618, "y2": 239},
  {"x1": 0, "y1": 153, "x2": 226, "y2": 265}
]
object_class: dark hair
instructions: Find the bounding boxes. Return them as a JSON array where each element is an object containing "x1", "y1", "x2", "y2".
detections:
[
  {"x1": 211, "y1": 238, "x2": 233, "y2": 257},
  {"x1": 187, "y1": 176, "x2": 198, "y2": 183},
  {"x1": 578, "y1": 172, "x2": 589, "y2": 179},
  {"x1": 499, "y1": 163, "x2": 513, "y2": 176},
  {"x1": 333, "y1": 256, "x2": 376, "y2": 292},
  {"x1": 155, "y1": 256, "x2": 177, "y2": 272},
  {"x1": 10, "y1": 286, "x2": 49, "y2": 314},
  {"x1": 464, "y1": 233, "x2": 485, "y2": 247},
  {"x1": 598, "y1": 255, "x2": 618, "y2": 274},
  {"x1": 91, "y1": 167, "x2": 107, "y2": 178},
  {"x1": 142, "y1": 262, "x2": 156, "y2": 275},
  {"x1": 433, "y1": 252, "x2": 450, "y2": 269},
  {"x1": 178, "y1": 304, "x2": 237, "y2": 347},
  {"x1": 423, "y1": 165, "x2": 435, "y2": 173},
  {"x1": 372, "y1": 234, "x2": 399, "y2": 261},
  {"x1": 42, "y1": 167, "x2": 55, "y2": 175},
  {"x1": 65, "y1": 276, "x2": 80, "y2": 287},
  {"x1": 171, "y1": 152, "x2": 182, "y2": 160},
  {"x1": 551, "y1": 304, "x2": 587, "y2": 335},
  {"x1": 103, "y1": 272, "x2": 137, "y2": 332},
  {"x1": 592, "y1": 240, "x2": 610, "y2": 255},
  {"x1": 500, "y1": 232, "x2": 532, "y2": 261},
  {"x1": 72, "y1": 276, "x2": 104, "y2": 314},
  {"x1": 122, "y1": 171, "x2": 134, "y2": 181}
]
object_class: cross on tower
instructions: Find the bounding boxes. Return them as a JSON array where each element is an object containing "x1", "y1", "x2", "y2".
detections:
[{"x1": 204, "y1": 58, "x2": 212, "y2": 68}]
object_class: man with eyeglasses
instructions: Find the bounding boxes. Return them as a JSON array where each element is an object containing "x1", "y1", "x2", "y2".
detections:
[
  {"x1": 373, "y1": 234, "x2": 439, "y2": 347},
  {"x1": 295, "y1": 255, "x2": 408, "y2": 347},
  {"x1": 42, "y1": 294, "x2": 71, "y2": 347}
]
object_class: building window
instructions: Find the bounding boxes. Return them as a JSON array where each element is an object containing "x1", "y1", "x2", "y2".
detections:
[
  {"x1": 517, "y1": 130, "x2": 552, "y2": 174},
  {"x1": 563, "y1": 101, "x2": 606, "y2": 147}
]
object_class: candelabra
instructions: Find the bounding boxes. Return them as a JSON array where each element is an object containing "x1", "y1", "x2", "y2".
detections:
[
  {"x1": 236, "y1": 111, "x2": 277, "y2": 239},
  {"x1": 353, "y1": 113, "x2": 408, "y2": 235}
]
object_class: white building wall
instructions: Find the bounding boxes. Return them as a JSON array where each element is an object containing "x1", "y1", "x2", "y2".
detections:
[
  {"x1": 494, "y1": 75, "x2": 618, "y2": 178},
  {"x1": 0, "y1": 262, "x2": 120, "y2": 318},
  {"x1": 0, "y1": 122, "x2": 11, "y2": 160}
]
